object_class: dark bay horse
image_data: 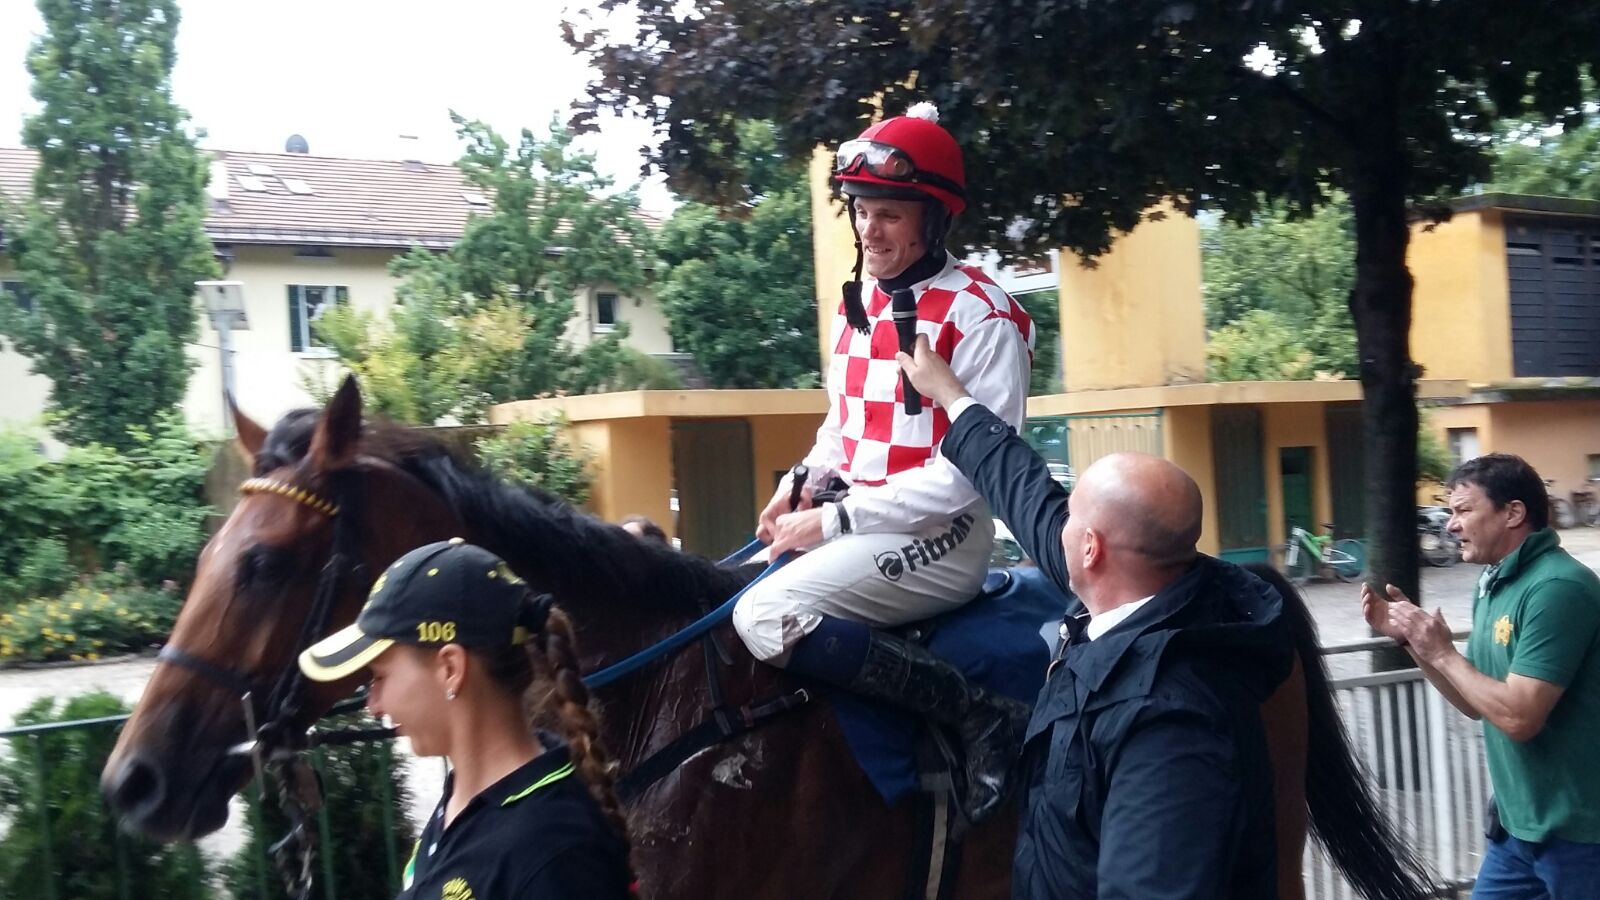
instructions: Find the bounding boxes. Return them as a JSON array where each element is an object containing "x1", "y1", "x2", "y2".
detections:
[{"x1": 103, "y1": 379, "x2": 1432, "y2": 899}]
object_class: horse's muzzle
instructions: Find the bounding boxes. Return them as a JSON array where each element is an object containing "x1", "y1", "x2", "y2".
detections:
[{"x1": 101, "y1": 751, "x2": 240, "y2": 841}]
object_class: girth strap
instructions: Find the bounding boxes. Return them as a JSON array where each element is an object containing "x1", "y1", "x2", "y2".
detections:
[{"x1": 616, "y1": 688, "x2": 811, "y2": 803}]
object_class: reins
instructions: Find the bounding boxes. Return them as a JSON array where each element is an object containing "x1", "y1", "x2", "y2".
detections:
[
  {"x1": 156, "y1": 473, "x2": 370, "y2": 900},
  {"x1": 158, "y1": 470, "x2": 811, "y2": 897}
]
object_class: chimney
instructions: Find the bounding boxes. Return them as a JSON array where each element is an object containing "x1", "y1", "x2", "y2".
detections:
[{"x1": 399, "y1": 134, "x2": 426, "y2": 172}]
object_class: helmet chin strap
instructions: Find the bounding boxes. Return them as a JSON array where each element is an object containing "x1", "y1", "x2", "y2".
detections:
[{"x1": 842, "y1": 202, "x2": 871, "y2": 335}]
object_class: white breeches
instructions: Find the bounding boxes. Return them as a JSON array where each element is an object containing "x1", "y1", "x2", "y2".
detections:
[{"x1": 731, "y1": 512, "x2": 995, "y2": 661}]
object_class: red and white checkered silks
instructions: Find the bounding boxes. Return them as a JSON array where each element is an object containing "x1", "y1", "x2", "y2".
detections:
[{"x1": 826, "y1": 259, "x2": 1034, "y2": 488}]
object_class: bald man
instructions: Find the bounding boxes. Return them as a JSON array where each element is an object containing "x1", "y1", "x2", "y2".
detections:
[{"x1": 900, "y1": 338, "x2": 1293, "y2": 900}]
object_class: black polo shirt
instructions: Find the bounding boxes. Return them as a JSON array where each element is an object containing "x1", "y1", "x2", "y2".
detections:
[{"x1": 399, "y1": 739, "x2": 631, "y2": 900}]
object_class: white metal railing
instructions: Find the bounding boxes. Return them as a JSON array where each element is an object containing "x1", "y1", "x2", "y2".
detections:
[{"x1": 1306, "y1": 636, "x2": 1486, "y2": 899}]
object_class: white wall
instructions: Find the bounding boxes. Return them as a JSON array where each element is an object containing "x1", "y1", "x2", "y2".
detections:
[
  {"x1": 185, "y1": 244, "x2": 401, "y2": 436},
  {"x1": 565, "y1": 282, "x2": 673, "y2": 354},
  {"x1": 0, "y1": 258, "x2": 57, "y2": 443}
]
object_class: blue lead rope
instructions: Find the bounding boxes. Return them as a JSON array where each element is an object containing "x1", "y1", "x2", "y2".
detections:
[{"x1": 582, "y1": 538, "x2": 786, "y2": 689}]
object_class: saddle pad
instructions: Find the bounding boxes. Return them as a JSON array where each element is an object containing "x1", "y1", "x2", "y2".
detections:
[{"x1": 829, "y1": 565, "x2": 1077, "y2": 804}]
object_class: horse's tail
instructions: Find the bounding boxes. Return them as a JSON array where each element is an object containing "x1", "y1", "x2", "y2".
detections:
[{"x1": 1253, "y1": 563, "x2": 1439, "y2": 900}]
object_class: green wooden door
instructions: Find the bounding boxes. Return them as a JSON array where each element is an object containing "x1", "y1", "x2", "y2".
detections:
[
  {"x1": 1324, "y1": 403, "x2": 1366, "y2": 540},
  {"x1": 671, "y1": 420, "x2": 755, "y2": 556},
  {"x1": 1211, "y1": 406, "x2": 1269, "y2": 563},
  {"x1": 1280, "y1": 446, "x2": 1315, "y2": 537}
]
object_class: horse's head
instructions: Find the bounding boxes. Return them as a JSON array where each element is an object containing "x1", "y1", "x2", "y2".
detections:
[{"x1": 102, "y1": 378, "x2": 461, "y2": 840}]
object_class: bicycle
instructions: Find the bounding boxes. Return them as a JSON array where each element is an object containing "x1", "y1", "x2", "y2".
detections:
[
  {"x1": 1571, "y1": 477, "x2": 1600, "y2": 528},
  {"x1": 1277, "y1": 523, "x2": 1367, "y2": 586},
  {"x1": 1546, "y1": 479, "x2": 1578, "y2": 529}
]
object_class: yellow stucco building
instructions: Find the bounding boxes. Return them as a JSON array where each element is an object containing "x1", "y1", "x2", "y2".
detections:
[
  {"x1": 1410, "y1": 194, "x2": 1600, "y2": 504},
  {"x1": 502, "y1": 152, "x2": 1483, "y2": 563}
]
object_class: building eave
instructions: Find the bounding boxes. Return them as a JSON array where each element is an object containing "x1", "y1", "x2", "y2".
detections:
[
  {"x1": 205, "y1": 226, "x2": 459, "y2": 251},
  {"x1": 1026, "y1": 378, "x2": 1472, "y2": 417},
  {"x1": 1429, "y1": 378, "x2": 1600, "y2": 405},
  {"x1": 489, "y1": 389, "x2": 830, "y2": 424},
  {"x1": 1448, "y1": 192, "x2": 1600, "y2": 220}
]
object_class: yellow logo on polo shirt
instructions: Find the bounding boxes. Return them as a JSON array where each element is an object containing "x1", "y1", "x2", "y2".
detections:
[
  {"x1": 442, "y1": 877, "x2": 475, "y2": 900},
  {"x1": 1494, "y1": 615, "x2": 1513, "y2": 646}
]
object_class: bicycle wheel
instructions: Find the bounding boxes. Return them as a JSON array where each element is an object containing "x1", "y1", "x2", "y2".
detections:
[
  {"x1": 1584, "y1": 499, "x2": 1600, "y2": 528},
  {"x1": 1277, "y1": 542, "x2": 1313, "y2": 585},
  {"x1": 1552, "y1": 498, "x2": 1577, "y2": 529},
  {"x1": 1420, "y1": 530, "x2": 1453, "y2": 567},
  {"x1": 1329, "y1": 539, "x2": 1367, "y2": 582},
  {"x1": 1436, "y1": 534, "x2": 1462, "y2": 567}
]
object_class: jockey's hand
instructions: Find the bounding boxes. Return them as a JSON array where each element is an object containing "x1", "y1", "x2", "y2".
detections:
[
  {"x1": 757, "y1": 480, "x2": 813, "y2": 543},
  {"x1": 896, "y1": 334, "x2": 970, "y2": 410},
  {"x1": 768, "y1": 508, "x2": 825, "y2": 559}
]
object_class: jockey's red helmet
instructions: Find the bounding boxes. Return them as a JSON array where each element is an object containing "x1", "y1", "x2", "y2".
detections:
[{"x1": 833, "y1": 102, "x2": 966, "y2": 217}]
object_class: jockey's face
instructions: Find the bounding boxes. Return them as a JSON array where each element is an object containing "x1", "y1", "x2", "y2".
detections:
[{"x1": 853, "y1": 197, "x2": 926, "y2": 280}]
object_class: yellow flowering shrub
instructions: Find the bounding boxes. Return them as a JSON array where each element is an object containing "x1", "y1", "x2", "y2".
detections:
[{"x1": 0, "y1": 582, "x2": 180, "y2": 665}]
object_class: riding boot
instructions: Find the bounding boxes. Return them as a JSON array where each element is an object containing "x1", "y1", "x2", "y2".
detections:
[{"x1": 788, "y1": 616, "x2": 1031, "y2": 824}]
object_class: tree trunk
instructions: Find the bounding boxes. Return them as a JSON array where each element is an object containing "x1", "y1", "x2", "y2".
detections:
[{"x1": 1349, "y1": 168, "x2": 1420, "y2": 673}]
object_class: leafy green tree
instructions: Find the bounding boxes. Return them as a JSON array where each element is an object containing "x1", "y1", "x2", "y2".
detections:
[
  {"x1": 305, "y1": 294, "x2": 529, "y2": 425},
  {"x1": 1023, "y1": 288, "x2": 1062, "y2": 395},
  {"x1": 1488, "y1": 118, "x2": 1600, "y2": 200},
  {"x1": 0, "y1": 692, "x2": 212, "y2": 899},
  {"x1": 1417, "y1": 414, "x2": 1453, "y2": 487},
  {"x1": 570, "y1": 0, "x2": 1600, "y2": 605},
  {"x1": 313, "y1": 115, "x2": 669, "y2": 424},
  {"x1": 222, "y1": 712, "x2": 414, "y2": 900},
  {"x1": 1206, "y1": 310, "x2": 1320, "y2": 382},
  {"x1": 0, "y1": 0, "x2": 217, "y2": 450},
  {"x1": 1202, "y1": 199, "x2": 1357, "y2": 376},
  {"x1": 1201, "y1": 198, "x2": 1358, "y2": 382},
  {"x1": 656, "y1": 122, "x2": 819, "y2": 388},
  {"x1": 475, "y1": 418, "x2": 594, "y2": 505}
]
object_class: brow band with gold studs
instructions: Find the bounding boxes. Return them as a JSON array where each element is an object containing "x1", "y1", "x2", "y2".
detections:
[{"x1": 239, "y1": 478, "x2": 340, "y2": 517}]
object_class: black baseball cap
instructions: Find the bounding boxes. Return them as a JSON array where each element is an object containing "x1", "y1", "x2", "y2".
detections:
[{"x1": 298, "y1": 538, "x2": 533, "y2": 682}]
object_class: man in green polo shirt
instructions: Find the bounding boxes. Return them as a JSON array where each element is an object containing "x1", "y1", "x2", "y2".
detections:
[{"x1": 1364, "y1": 453, "x2": 1600, "y2": 898}]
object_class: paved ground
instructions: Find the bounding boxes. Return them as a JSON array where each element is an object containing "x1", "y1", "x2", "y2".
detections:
[
  {"x1": 1302, "y1": 527, "x2": 1600, "y2": 677},
  {"x1": 4, "y1": 527, "x2": 1599, "y2": 859}
]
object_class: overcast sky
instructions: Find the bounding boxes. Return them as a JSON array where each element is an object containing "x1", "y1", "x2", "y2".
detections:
[{"x1": 0, "y1": 0, "x2": 674, "y2": 211}]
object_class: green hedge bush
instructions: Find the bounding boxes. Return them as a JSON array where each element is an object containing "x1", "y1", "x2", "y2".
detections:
[
  {"x1": 475, "y1": 417, "x2": 594, "y2": 505},
  {"x1": 223, "y1": 712, "x2": 415, "y2": 900},
  {"x1": 0, "y1": 415, "x2": 210, "y2": 608},
  {"x1": 0, "y1": 691, "x2": 213, "y2": 899}
]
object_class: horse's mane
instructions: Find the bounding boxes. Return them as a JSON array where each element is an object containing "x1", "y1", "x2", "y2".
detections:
[{"x1": 260, "y1": 410, "x2": 757, "y2": 615}]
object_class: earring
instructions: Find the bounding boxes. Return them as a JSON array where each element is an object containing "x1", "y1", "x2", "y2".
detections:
[{"x1": 446, "y1": 690, "x2": 457, "y2": 701}]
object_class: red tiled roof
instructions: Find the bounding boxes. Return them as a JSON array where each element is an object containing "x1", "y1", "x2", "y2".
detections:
[{"x1": 0, "y1": 147, "x2": 655, "y2": 251}]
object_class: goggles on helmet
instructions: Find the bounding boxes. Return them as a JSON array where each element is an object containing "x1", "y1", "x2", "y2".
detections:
[{"x1": 834, "y1": 140, "x2": 965, "y2": 198}]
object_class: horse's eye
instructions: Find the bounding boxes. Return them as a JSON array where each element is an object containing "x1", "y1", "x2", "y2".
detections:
[{"x1": 237, "y1": 545, "x2": 294, "y2": 593}]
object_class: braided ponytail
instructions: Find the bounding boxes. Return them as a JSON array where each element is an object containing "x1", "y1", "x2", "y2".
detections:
[{"x1": 524, "y1": 608, "x2": 634, "y2": 858}]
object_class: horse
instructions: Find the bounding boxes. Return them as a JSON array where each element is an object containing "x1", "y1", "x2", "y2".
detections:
[{"x1": 103, "y1": 378, "x2": 1433, "y2": 899}]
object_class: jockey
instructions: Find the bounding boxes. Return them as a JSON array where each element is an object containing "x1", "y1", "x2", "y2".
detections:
[{"x1": 732, "y1": 103, "x2": 1035, "y2": 824}]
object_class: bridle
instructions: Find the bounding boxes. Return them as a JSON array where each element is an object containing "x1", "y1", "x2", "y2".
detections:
[{"x1": 156, "y1": 472, "x2": 368, "y2": 900}]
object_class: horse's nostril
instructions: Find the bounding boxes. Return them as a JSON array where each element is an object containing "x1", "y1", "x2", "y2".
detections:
[{"x1": 105, "y1": 756, "x2": 167, "y2": 817}]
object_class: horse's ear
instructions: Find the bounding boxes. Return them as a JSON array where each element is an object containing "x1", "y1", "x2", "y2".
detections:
[
  {"x1": 230, "y1": 393, "x2": 267, "y2": 464},
  {"x1": 309, "y1": 376, "x2": 363, "y2": 470}
]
